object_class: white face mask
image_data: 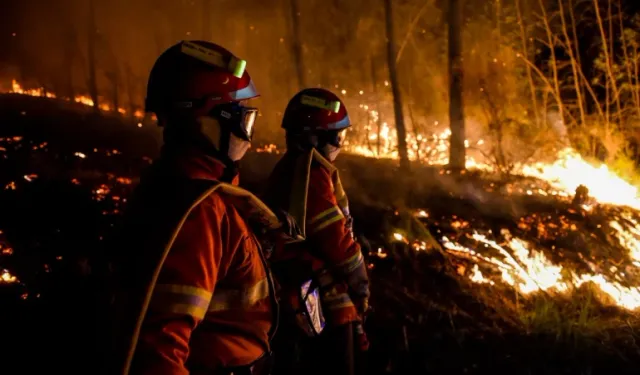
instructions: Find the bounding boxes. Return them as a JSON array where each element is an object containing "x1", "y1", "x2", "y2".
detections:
[
  {"x1": 228, "y1": 133, "x2": 251, "y2": 161},
  {"x1": 323, "y1": 144, "x2": 341, "y2": 162},
  {"x1": 198, "y1": 116, "x2": 251, "y2": 161}
]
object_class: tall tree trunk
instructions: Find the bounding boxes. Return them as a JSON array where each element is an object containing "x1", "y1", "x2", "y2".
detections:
[
  {"x1": 383, "y1": 0, "x2": 410, "y2": 170},
  {"x1": 558, "y1": 0, "x2": 586, "y2": 127},
  {"x1": 448, "y1": 0, "x2": 465, "y2": 170},
  {"x1": 87, "y1": 0, "x2": 99, "y2": 113},
  {"x1": 125, "y1": 63, "x2": 136, "y2": 119},
  {"x1": 288, "y1": 0, "x2": 306, "y2": 90},
  {"x1": 593, "y1": 0, "x2": 621, "y2": 124},
  {"x1": 202, "y1": 0, "x2": 211, "y2": 40},
  {"x1": 568, "y1": 0, "x2": 587, "y2": 113},
  {"x1": 515, "y1": 0, "x2": 540, "y2": 127},
  {"x1": 63, "y1": 27, "x2": 77, "y2": 99},
  {"x1": 370, "y1": 56, "x2": 383, "y2": 156},
  {"x1": 112, "y1": 70, "x2": 120, "y2": 114}
]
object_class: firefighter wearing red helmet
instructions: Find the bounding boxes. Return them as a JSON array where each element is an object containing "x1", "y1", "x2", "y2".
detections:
[
  {"x1": 264, "y1": 88, "x2": 370, "y2": 375},
  {"x1": 111, "y1": 41, "x2": 297, "y2": 375}
]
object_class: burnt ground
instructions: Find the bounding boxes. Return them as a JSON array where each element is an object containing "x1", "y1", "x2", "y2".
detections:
[{"x1": 0, "y1": 94, "x2": 639, "y2": 374}]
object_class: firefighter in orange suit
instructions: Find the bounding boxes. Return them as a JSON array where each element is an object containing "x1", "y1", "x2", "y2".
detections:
[
  {"x1": 110, "y1": 41, "x2": 297, "y2": 375},
  {"x1": 264, "y1": 88, "x2": 370, "y2": 375}
]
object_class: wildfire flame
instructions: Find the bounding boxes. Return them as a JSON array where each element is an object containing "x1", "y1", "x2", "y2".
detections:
[
  {"x1": 7, "y1": 79, "x2": 640, "y2": 312},
  {"x1": 4, "y1": 80, "x2": 143, "y2": 119},
  {"x1": 441, "y1": 228, "x2": 640, "y2": 310}
]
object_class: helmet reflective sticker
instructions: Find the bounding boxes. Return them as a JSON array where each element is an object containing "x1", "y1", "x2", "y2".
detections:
[
  {"x1": 300, "y1": 95, "x2": 341, "y2": 113},
  {"x1": 181, "y1": 41, "x2": 247, "y2": 78},
  {"x1": 328, "y1": 101, "x2": 341, "y2": 113},
  {"x1": 232, "y1": 59, "x2": 247, "y2": 79}
]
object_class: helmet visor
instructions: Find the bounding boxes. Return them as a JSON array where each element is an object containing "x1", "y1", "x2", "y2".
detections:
[
  {"x1": 240, "y1": 107, "x2": 258, "y2": 140},
  {"x1": 212, "y1": 102, "x2": 258, "y2": 141}
]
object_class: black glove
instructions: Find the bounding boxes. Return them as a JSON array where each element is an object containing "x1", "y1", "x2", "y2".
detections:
[
  {"x1": 274, "y1": 209, "x2": 303, "y2": 242},
  {"x1": 345, "y1": 215, "x2": 354, "y2": 240}
]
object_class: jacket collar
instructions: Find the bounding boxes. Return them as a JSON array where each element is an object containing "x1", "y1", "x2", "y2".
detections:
[{"x1": 158, "y1": 144, "x2": 239, "y2": 184}]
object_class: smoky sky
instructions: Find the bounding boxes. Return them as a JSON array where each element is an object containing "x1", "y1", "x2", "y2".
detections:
[{"x1": 1, "y1": 0, "x2": 639, "y2": 144}]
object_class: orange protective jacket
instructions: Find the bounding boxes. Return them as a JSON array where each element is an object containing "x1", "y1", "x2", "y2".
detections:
[
  {"x1": 111, "y1": 145, "x2": 280, "y2": 375},
  {"x1": 264, "y1": 149, "x2": 369, "y2": 327}
]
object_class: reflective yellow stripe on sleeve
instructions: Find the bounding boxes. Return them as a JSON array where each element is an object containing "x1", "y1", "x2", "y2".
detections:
[
  {"x1": 308, "y1": 206, "x2": 344, "y2": 235},
  {"x1": 336, "y1": 251, "x2": 365, "y2": 274},
  {"x1": 149, "y1": 284, "x2": 213, "y2": 320},
  {"x1": 322, "y1": 290, "x2": 355, "y2": 310},
  {"x1": 208, "y1": 278, "x2": 270, "y2": 312}
]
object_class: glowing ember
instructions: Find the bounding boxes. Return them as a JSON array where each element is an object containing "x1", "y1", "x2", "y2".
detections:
[
  {"x1": 0, "y1": 269, "x2": 17, "y2": 283},
  {"x1": 115, "y1": 177, "x2": 132, "y2": 185},
  {"x1": 93, "y1": 184, "x2": 111, "y2": 201},
  {"x1": 256, "y1": 144, "x2": 279, "y2": 154}
]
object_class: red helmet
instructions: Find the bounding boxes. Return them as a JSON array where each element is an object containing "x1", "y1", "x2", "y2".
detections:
[
  {"x1": 282, "y1": 88, "x2": 350, "y2": 132},
  {"x1": 145, "y1": 40, "x2": 259, "y2": 120}
]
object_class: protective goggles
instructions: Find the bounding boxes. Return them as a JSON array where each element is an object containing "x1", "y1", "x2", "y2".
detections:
[
  {"x1": 210, "y1": 102, "x2": 258, "y2": 141},
  {"x1": 319, "y1": 129, "x2": 347, "y2": 148}
]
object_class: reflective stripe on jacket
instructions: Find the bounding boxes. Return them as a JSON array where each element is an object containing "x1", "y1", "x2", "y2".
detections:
[
  {"x1": 112, "y1": 146, "x2": 279, "y2": 375},
  {"x1": 264, "y1": 149, "x2": 369, "y2": 327}
]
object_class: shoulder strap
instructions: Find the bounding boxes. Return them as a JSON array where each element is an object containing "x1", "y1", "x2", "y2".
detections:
[{"x1": 120, "y1": 179, "x2": 223, "y2": 375}]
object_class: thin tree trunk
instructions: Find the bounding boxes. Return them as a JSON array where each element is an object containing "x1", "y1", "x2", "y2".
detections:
[
  {"x1": 447, "y1": 0, "x2": 465, "y2": 170},
  {"x1": 63, "y1": 28, "x2": 77, "y2": 99},
  {"x1": 515, "y1": 0, "x2": 540, "y2": 127},
  {"x1": 618, "y1": 0, "x2": 640, "y2": 117},
  {"x1": 370, "y1": 56, "x2": 383, "y2": 156},
  {"x1": 558, "y1": 0, "x2": 587, "y2": 127},
  {"x1": 594, "y1": 0, "x2": 621, "y2": 121},
  {"x1": 568, "y1": 0, "x2": 586, "y2": 114},
  {"x1": 407, "y1": 101, "x2": 422, "y2": 162},
  {"x1": 383, "y1": 0, "x2": 410, "y2": 170},
  {"x1": 125, "y1": 63, "x2": 135, "y2": 118},
  {"x1": 633, "y1": 42, "x2": 640, "y2": 119},
  {"x1": 112, "y1": 69, "x2": 120, "y2": 114},
  {"x1": 538, "y1": 0, "x2": 563, "y2": 121},
  {"x1": 396, "y1": 0, "x2": 431, "y2": 63},
  {"x1": 87, "y1": 0, "x2": 99, "y2": 113},
  {"x1": 608, "y1": 0, "x2": 623, "y2": 120},
  {"x1": 288, "y1": 0, "x2": 306, "y2": 90}
]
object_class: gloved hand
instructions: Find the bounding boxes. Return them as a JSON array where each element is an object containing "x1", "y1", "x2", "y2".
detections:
[
  {"x1": 344, "y1": 215, "x2": 354, "y2": 240},
  {"x1": 353, "y1": 296, "x2": 370, "y2": 316},
  {"x1": 274, "y1": 209, "x2": 303, "y2": 242},
  {"x1": 355, "y1": 321, "x2": 370, "y2": 352}
]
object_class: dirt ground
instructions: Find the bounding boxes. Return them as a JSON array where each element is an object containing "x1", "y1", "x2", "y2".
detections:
[{"x1": 0, "y1": 95, "x2": 639, "y2": 375}]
